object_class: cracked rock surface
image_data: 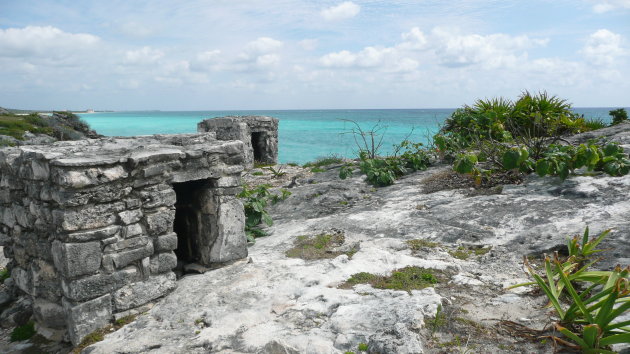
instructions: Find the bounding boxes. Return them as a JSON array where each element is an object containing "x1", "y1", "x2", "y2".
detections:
[{"x1": 87, "y1": 123, "x2": 629, "y2": 353}]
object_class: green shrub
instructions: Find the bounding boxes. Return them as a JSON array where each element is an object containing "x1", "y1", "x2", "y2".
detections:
[
  {"x1": 350, "y1": 141, "x2": 431, "y2": 187},
  {"x1": 341, "y1": 266, "x2": 443, "y2": 293},
  {"x1": 439, "y1": 92, "x2": 591, "y2": 163},
  {"x1": 285, "y1": 232, "x2": 356, "y2": 260},
  {"x1": 583, "y1": 118, "x2": 607, "y2": 131},
  {"x1": 440, "y1": 97, "x2": 513, "y2": 144},
  {"x1": 303, "y1": 155, "x2": 344, "y2": 168},
  {"x1": 263, "y1": 166, "x2": 286, "y2": 178},
  {"x1": 609, "y1": 108, "x2": 628, "y2": 126},
  {"x1": 0, "y1": 114, "x2": 54, "y2": 139},
  {"x1": 0, "y1": 267, "x2": 9, "y2": 283},
  {"x1": 10, "y1": 321, "x2": 36, "y2": 342},
  {"x1": 509, "y1": 91, "x2": 584, "y2": 138},
  {"x1": 238, "y1": 184, "x2": 290, "y2": 242}
]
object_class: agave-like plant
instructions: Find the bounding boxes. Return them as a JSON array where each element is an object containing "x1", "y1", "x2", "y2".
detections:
[
  {"x1": 567, "y1": 227, "x2": 610, "y2": 267},
  {"x1": 509, "y1": 91, "x2": 582, "y2": 137},
  {"x1": 551, "y1": 263, "x2": 630, "y2": 353},
  {"x1": 521, "y1": 254, "x2": 629, "y2": 352},
  {"x1": 509, "y1": 227, "x2": 630, "y2": 351}
]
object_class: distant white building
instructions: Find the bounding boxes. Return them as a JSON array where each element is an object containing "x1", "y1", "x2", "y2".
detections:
[{"x1": 86, "y1": 109, "x2": 95, "y2": 113}]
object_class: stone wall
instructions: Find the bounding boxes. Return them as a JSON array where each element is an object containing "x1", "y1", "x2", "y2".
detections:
[
  {"x1": 0, "y1": 133, "x2": 248, "y2": 345},
  {"x1": 197, "y1": 116, "x2": 279, "y2": 168}
]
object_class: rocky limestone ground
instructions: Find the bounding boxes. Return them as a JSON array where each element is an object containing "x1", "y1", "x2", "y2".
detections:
[
  {"x1": 80, "y1": 125, "x2": 630, "y2": 354},
  {"x1": 2, "y1": 123, "x2": 630, "y2": 353}
]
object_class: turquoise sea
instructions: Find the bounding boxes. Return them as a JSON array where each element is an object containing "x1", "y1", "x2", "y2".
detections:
[{"x1": 80, "y1": 108, "x2": 617, "y2": 164}]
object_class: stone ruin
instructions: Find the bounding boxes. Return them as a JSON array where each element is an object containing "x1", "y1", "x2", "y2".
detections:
[
  {"x1": 0, "y1": 117, "x2": 279, "y2": 346},
  {"x1": 198, "y1": 115, "x2": 279, "y2": 168}
]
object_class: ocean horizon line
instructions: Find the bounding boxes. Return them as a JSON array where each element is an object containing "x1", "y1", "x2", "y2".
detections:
[{"x1": 80, "y1": 106, "x2": 627, "y2": 113}]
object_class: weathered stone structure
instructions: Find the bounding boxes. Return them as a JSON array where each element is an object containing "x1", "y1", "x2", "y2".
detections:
[
  {"x1": 0, "y1": 132, "x2": 248, "y2": 345},
  {"x1": 198, "y1": 116, "x2": 279, "y2": 168}
]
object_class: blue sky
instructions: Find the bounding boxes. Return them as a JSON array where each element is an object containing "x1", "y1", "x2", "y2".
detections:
[{"x1": 0, "y1": 0, "x2": 629, "y2": 110}]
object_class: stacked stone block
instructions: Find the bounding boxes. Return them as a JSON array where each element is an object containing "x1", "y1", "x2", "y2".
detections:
[
  {"x1": 198, "y1": 115, "x2": 279, "y2": 168},
  {"x1": 0, "y1": 133, "x2": 247, "y2": 345}
]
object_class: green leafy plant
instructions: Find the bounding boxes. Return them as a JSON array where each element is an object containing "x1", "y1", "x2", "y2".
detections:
[
  {"x1": 263, "y1": 166, "x2": 286, "y2": 178},
  {"x1": 357, "y1": 343, "x2": 369, "y2": 351},
  {"x1": 356, "y1": 140, "x2": 431, "y2": 187},
  {"x1": 10, "y1": 321, "x2": 36, "y2": 342},
  {"x1": 426, "y1": 304, "x2": 447, "y2": 334},
  {"x1": 512, "y1": 227, "x2": 630, "y2": 352},
  {"x1": 567, "y1": 227, "x2": 610, "y2": 267},
  {"x1": 238, "y1": 184, "x2": 291, "y2": 242},
  {"x1": 339, "y1": 164, "x2": 354, "y2": 180},
  {"x1": 583, "y1": 118, "x2": 608, "y2": 131},
  {"x1": 532, "y1": 258, "x2": 630, "y2": 352},
  {"x1": 0, "y1": 267, "x2": 9, "y2": 283},
  {"x1": 609, "y1": 108, "x2": 628, "y2": 126},
  {"x1": 303, "y1": 155, "x2": 344, "y2": 168},
  {"x1": 340, "y1": 266, "x2": 443, "y2": 293},
  {"x1": 455, "y1": 141, "x2": 630, "y2": 183}
]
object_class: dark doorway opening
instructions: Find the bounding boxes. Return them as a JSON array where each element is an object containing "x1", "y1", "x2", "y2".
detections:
[
  {"x1": 251, "y1": 132, "x2": 265, "y2": 162},
  {"x1": 173, "y1": 179, "x2": 209, "y2": 264}
]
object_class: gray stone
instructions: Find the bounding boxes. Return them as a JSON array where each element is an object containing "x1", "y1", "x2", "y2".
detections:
[
  {"x1": 182, "y1": 263, "x2": 209, "y2": 274},
  {"x1": 1, "y1": 127, "x2": 255, "y2": 343},
  {"x1": 33, "y1": 299, "x2": 65, "y2": 329},
  {"x1": 52, "y1": 240, "x2": 101, "y2": 278},
  {"x1": 257, "y1": 340, "x2": 300, "y2": 354},
  {"x1": 198, "y1": 116, "x2": 278, "y2": 168},
  {"x1": 123, "y1": 223, "x2": 143, "y2": 238},
  {"x1": 104, "y1": 236, "x2": 149, "y2": 253},
  {"x1": 154, "y1": 233, "x2": 178, "y2": 252},
  {"x1": 112, "y1": 303, "x2": 153, "y2": 322},
  {"x1": 62, "y1": 267, "x2": 139, "y2": 302},
  {"x1": 144, "y1": 208, "x2": 175, "y2": 236},
  {"x1": 209, "y1": 196, "x2": 247, "y2": 263},
  {"x1": 12, "y1": 266, "x2": 34, "y2": 296},
  {"x1": 62, "y1": 273, "x2": 116, "y2": 302},
  {"x1": 367, "y1": 323, "x2": 424, "y2": 354},
  {"x1": 113, "y1": 273, "x2": 176, "y2": 311},
  {"x1": 139, "y1": 188, "x2": 176, "y2": 209},
  {"x1": 118, "y1": 209, "x2": 142, "y2": 225},
  {"x1": 0, "y1": 296, "x2": 32, "y2": 328},
  {"x1": 52, "y1": 203, "x2": 122, "y2": 231},
  {"x1": 149, "y1": 252, "x2": 177, "y2": 274},
  {"x1": 0, "y1": 288, "x2": 13, "y2": 306},
  {"x1": 111, "y1": 243, "x2": 153, "y2": 269},
  {"x1": 63, "y1": 294, "x2": 112, "y2": 346},
  {"x1": 66, "y1": 225, "x2": 120, "y2": 242},
  {"x1": 30, "y1": 159, "x2": 50, "y2": 180}
]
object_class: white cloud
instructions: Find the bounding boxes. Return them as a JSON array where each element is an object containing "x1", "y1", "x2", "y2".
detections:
[
  {"x1": 320, "y1": 27, "x2": 548, "y2": 72},
  {"x1": 197, "y1": 50, "x2": 221, "y2": 62},
  {"x1": 0, "y1": 26, "x2": 99, "y2": 58},
  {"x1": 320, "y1": 50, "x2": 357, "y2": 67},
  {"x1": 399, "y1": 27, "x2": 428, "y2": 50},
  {"x1": 256, "y1": 54, "x2": 280, "y2": 66},
  {"x1": 124, "y1": 46, "x2": 164, "y2": 65},
  {"x1": 321, "y1": 2, "x2": 360, "y2": 21},
  {"x1": 299, "y1": 39, "x2": 319, "y2": 51},
  {"x1": 581, "y1": 29, "x2": 625, "y2": 66},
  {"x1": 430, "y1": 28, "x2": 548, "y2": 68},
  {"x1": 246, "y1": 37, "x2": 283, "y2": 54},
  {"x1": 591, "y1": 0, "x2": 630, "y2": 13},
  {"x1": 117, "y1": 22, "x2": 154, "y2": 38}
]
